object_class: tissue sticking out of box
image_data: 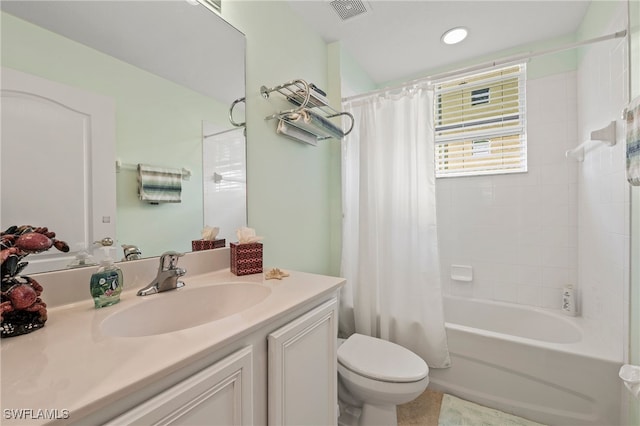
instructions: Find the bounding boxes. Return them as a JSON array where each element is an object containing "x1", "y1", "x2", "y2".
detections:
[
  {"x1": 237, "y1": 227, "x2": 263, "y2": 244},
  {"x1": 201, "y1": 226, "x2": 220, "y2": 241},
  {"x1": 265, "y1": 268, "x2": 290, "y2": 280}
]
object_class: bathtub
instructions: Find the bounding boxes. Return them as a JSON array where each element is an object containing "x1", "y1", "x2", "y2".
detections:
[{"x1": 429, "y1": 296, "x2": 623, "y2": 426}]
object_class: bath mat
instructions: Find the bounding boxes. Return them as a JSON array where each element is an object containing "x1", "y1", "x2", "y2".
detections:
[{"x1": 438, "y1": 394, "x2": 546, "y2": 426}]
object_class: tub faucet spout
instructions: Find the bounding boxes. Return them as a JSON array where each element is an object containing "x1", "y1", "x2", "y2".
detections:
[{"x1": 137, "y1": 251, "x2": 186, "y2": 296}]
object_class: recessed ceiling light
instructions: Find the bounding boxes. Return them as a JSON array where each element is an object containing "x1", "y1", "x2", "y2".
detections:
[{"x1": 441, "y1": 27, "x2": 468, "y2": 45}]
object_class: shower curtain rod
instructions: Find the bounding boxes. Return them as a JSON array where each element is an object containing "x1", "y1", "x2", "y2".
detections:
[{"x1": 342, "y1": 29, "x2": 627, "y2": 103}]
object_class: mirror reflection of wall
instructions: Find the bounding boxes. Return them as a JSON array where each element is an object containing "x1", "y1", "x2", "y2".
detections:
[{"x1": 0, "y1": 1, "x2": 246, "y2": 272}]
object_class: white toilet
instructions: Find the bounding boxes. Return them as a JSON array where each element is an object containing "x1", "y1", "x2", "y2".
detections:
[{"x1": 337, "y1": 333, "x2": 429, "y2": 426}]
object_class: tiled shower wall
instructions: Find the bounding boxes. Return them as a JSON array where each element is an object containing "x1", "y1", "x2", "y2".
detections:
[
  {"x1": 436, "y1": 70, "x2": 579, "y2": 310},
  {"x1": 436, "y1": 2, "x2": 629, "y2": 360},
  {"x1": 576, "y1": 4, "x2": 629, "y2": 358}
]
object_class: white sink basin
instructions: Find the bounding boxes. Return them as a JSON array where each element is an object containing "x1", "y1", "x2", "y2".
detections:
[{"x1": 101, "y1": 283, "x2": 271, "y2": 337}]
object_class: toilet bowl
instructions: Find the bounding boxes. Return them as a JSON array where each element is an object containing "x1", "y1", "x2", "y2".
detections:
[{"x1": 337, "y1": 334, "x2": 429, "y2": 426}]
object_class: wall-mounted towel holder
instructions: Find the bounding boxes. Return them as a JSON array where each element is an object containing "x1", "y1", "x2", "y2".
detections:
[
  {"x1": 565, "y1": 120, "x2": 616, "y2": 162},
  {"x1": 115, "y1": 160, "x2": 191, "y2": 181},
  {"x1": 228, "y1": 96, "x2": 246, "y2": 127},
  {"x1": 213, "y1": 172, "x2": 245, "y2": 184},
  {"x1": 260, "y1": 79, "x2": 354, "y2": 145}
]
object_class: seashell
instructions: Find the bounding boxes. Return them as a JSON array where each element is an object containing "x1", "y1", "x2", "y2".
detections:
[{"x1": 265, "y1": 268, "x2": 290, "y2": 280}]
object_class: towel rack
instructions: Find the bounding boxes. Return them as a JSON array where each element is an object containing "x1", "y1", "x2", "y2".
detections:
[
  {"x1": 115, "y1": 160, "x2": 191, "y2": 181},
  {"x1": 565, "y1": 121, "x2": 616, "y2": 162},
  {"x1": 260, "y1": 79, "x2": 354, "y2": 144}
]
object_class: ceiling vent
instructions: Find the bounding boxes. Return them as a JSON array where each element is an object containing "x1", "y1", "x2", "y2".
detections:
[{"x1": 329, "y1": 0, "x2": 370, "y2": 21}]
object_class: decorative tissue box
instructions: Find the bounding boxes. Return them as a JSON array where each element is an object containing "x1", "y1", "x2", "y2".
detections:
[
  {"x1": 230, "y1": 242, "x2": 263, "y2": 276},
  {"x1": 192, "y1": 239, "x2": 226, "y2": 251}
]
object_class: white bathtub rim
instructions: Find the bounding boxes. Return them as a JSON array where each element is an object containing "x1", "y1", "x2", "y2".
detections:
[{"x1": 442, "y1": 295, "x2": 622, "y2": 363}]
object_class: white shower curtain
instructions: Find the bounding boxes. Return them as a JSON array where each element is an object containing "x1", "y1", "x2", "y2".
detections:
[{"x1": 340, "y1": 86, "x2": 450, "y2": 368}]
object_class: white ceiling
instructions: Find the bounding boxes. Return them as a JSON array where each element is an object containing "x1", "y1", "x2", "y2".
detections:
[{"x1": 287, "y1": 0, "x2": 591, "y2": 85}]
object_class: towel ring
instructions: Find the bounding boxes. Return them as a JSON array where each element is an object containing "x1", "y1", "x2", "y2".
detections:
[{"x1": 229, "y1": 97, "x2": 246, "y2": 127}]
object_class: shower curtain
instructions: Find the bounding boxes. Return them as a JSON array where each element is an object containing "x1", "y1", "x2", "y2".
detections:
[{"x1": 340, "y1": 86, "x2": 450, "y2": 368}]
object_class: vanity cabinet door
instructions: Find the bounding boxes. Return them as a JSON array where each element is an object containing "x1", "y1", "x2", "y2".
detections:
[
  {"x1": 105, "y1": 346, "x2": 253, "y2": 426},
  {"x1": 268, "y1": 298, "x2": 338, "y2": 426}
]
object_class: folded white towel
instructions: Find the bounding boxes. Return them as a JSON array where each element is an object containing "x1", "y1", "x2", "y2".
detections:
[
  {"x1": 276, "y1": 119, "x2": 318, "y2": 146},
  {"x1": 137, "y1": 164, "x2": 182, "y2": 203},
  {"x1": 626, "y1": 96, "x2": 640, "y2": 185},
  {"x1": 283, "y1": 109, "x2": 344, "y2": 140}
]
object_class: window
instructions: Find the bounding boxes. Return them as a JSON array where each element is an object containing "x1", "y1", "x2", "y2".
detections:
[{"x1": 434, "y1": 64, "x2": 527, "y2": 177}]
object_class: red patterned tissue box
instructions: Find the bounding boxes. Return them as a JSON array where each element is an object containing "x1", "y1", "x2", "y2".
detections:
[
  {"x1": 230, "y1": 242, "x2": 263, "y2": 276},
  {"x1": 192, "y1": 239, "x2": 226, "y2": 251}
]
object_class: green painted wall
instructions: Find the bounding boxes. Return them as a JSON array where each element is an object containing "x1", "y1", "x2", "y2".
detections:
[
  {"x1": 327, "y1": 42, "x2": 345, "y2": 276},
  {"x1": 222, "y1": 2, "x2": 339, "y2": 275},
  {"x1": 338, "y1": 43, "x2": 377, "y2": 97}
]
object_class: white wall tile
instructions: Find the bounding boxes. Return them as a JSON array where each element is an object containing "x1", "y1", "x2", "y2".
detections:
[
  {"x1": 542, "y1": 266, "x2": 571, "y2": 288},
  {"x1": 435, "y1": 12, "x2": 628, "y2": 356},
  {"x1": 437, "y1": 70, "x2": 579, "y2": 308},
  {"x1": 493, "y1": 283, "x2": 518, "y2": 303},
  {"x1": 542, "y1": 286, "x2": 563, "y2": 309},
  {"x1": 517, "y1": 284, "x2": 542, "y2": 306},
  {"x1": 574, "y1": 4, "x2": 629, "y2": 360},
  {"x1": 517, "y1": 264, "x2": 543, "y2": 286}
]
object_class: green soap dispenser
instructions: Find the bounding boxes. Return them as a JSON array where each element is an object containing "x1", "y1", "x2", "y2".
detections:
[{"x1": 90, "y1": 247, "x2": 123, "y2": 308}]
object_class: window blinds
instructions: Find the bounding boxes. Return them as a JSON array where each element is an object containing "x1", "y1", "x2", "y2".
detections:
[{"x1": 434, "y1": 64, "x2": 527, "y2": 177}]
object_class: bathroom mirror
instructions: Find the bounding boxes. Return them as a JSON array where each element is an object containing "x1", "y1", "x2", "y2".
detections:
[{"x1": 1, "y1": 0, "x2": 246, "y2": 272}]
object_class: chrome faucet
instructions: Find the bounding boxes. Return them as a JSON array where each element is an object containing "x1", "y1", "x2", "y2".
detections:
[
  {"x1": 137, "y1": 251, "x2": 186, "y2": 296},
  {"x1": 122, "y1": 244, "x2": 142, "y2": 261}
]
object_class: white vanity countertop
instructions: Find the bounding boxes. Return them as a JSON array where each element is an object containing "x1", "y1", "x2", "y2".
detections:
[{"x1": 0, "y1": 268, "x2": 345, "y2": 425}]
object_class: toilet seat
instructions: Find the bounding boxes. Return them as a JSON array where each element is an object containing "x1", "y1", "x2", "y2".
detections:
[{"x1": 337, "y1": 334, "x2": 428, "y2": 383}]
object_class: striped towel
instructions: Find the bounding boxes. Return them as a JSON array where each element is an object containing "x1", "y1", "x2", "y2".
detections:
[
  {"x1": 626, "y1": 96, "x2": 640, "y2": 185},
  {"x1": 137, "y1": 164, "x2": 182, "y2": 203}
]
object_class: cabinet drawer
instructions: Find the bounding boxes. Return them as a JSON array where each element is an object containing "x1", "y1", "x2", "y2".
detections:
[{"x1": 105, "y1": 346, "x2": 253, "y2": 426}]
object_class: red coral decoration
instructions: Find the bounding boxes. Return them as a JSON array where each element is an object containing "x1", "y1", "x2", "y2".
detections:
[{"x1": 1, "y1": 225, "x2": 69, "y2": 338}]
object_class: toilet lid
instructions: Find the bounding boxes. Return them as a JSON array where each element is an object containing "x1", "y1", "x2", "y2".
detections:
[{"x1": 337, "y1": 334, "x2": 428, "y2": 383}]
